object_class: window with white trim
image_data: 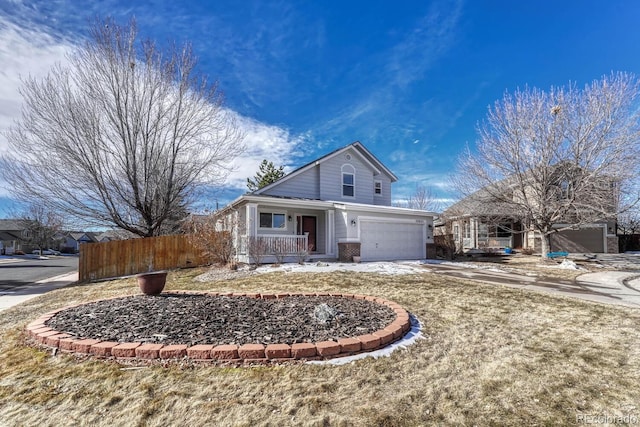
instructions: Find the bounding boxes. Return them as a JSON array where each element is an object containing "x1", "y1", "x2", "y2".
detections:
[
  {"x1": 374, "y1": 180, "x2": 382, "y2": 195},
  {"x1": 341, "y1": 164, "x2": 355, "y2": 197},
  {"x1": 259, "y1": 212, "x2": 286, "y2": 229}
]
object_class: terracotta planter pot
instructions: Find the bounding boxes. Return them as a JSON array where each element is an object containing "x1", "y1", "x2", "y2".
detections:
[{"x1": 136, "y1": 271, "x2": 168, "y2": 295}]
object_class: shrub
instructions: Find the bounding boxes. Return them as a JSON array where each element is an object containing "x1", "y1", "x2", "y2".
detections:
[
  {"x1": 247, "y1": 237, "x2": 268, "y2": 267},
  {"x1": 183, "y1": 215, "x2": 234, "y2": 266}
]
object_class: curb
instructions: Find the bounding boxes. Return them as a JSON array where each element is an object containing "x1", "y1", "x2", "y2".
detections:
[{"x1": 26, "y1": 292, "x2": 412, "y2": 365}]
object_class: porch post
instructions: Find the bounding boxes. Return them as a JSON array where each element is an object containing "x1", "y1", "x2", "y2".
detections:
[
  {"x1": 326, "y1": 210, "x2": 335, "y2": 256},
  {"x1": 246, "y1": 203, "x2": 258, "y2": 237}
]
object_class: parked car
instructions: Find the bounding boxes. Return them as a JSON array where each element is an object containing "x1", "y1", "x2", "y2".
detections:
[{"x1": 32, "y1": 249, "x2": 61, "y2": 256}]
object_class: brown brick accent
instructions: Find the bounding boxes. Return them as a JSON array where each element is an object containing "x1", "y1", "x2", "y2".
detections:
[
  {"x1": 90, "y1": 341, "x2": 119, "y2": 357},
  {"x1": 160, "y1": 345, "x2": 188, "y2": 359},
  {"x1": 358, "y1": 334, "x2": 381, "y2": 350},
  {"x1": 58, "y1": 338, "x2": 78, "y2": 351},
  {"x1": 337, "y1": 338, "x2": 361, "y2": 353},
  {"x1": 30, "y1": 326, "x2": 53, "y2": 336},
  {"x1": 290, "y1": 343, "x2": 317, "y2": 358},
  {"x1": 238, "y1": 344, "x2": 265, "y2": 359},
  {"x1": 45, "y1": 333, "x2": 71, "y2": 347},
  {"x1": 211, "y1": 345, "x2": 239, "y2": 360},
  {"x1": 187, "y1": 345, "x2": 214, "y2": 359},
  {"x1": 111, "y1": 342, "x2": 141, "y2": 358},
  {"x1": 135, "y1": 344, "x2": 164, "y2": 359},
  {"x1": 373, "y1": 329, "x2": 394, "y2": 345},
  {"x1": 316, "y1": 341, "x2": 341, "y2": 357},
  {"x1": 265, "y1": 344, "x2": 291, "y2": 359},
  {"x1": 338, "y1": 242, "x2": 361, "y2": 262},
  {"x1": 73, "y1": 339, "x2": 102, "y2": 354},
  {"x1": 384, "y1": 324, "x2": 403, "y2": 340}
]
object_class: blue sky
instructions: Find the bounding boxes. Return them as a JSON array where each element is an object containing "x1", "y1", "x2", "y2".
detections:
[{"x1": 1, "y1": 0, "x2": 640, "y2": 216}]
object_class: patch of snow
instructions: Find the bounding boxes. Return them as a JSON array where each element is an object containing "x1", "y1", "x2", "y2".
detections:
[
  {"x1": 423, "y1": 259, "x2": 500, "y2": 270},
  {"x1": 537, "y1": 259, "x2": 586, "y2": 271},
  {"x1": 307, "y1": 314, "x2": 424, "y2": 366},
  {"x1": 254, "y1": 260, "x2": 429, "y2": 276}
]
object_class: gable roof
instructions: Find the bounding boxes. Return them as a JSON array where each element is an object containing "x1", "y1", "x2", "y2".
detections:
[
  {"x1": 0, "y1": 219, "x2": 25, "y2": 232},
  {"x1": 253, "y1": 141, "x2": 398, "y2": 195}
]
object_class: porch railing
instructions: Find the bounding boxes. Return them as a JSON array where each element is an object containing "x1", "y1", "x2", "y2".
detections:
[
  {"x1": 239, "y1": 234, "x2": 309, "y2": 255},
  {"x1": 478, "y1": 237, "x2": 512, "y2": 248}
]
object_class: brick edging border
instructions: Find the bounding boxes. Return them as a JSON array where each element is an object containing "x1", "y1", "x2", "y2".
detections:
[{"x1": 25, "y1": 291, "x2": 412, "y2": 364}]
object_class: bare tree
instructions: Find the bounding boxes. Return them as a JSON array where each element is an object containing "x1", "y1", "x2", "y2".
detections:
[
  {"x1": 617, "y1": 208, "x2": 640, "y2": 252},
  {"x1": 18, "y1": 204, "x2": 64, "y2": 255},
  {"x1": 406, "y1": 185, "x2": 440, "y2": 211},
  {"x1": 1, "y1": 18, "x2": 244, "y2": 237},
  {"x1": 456, "y1": 72, "x2": 640, "y2": 257}
]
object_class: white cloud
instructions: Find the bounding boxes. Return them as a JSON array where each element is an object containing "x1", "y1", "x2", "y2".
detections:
[
  {"x1": 224, "y1": 112, "x2": 307, "y2": 190},
  {"x1": 0, "y1": 16, "x2": 306, "y2": 204},
  {"x1": 0, "y1": 17, "x2": 73, "y2": 197}
]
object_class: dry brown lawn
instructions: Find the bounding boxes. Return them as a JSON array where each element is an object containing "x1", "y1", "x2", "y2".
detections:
[{"x1": 1, "y1": 267, "x2": 640, "y2": 426}]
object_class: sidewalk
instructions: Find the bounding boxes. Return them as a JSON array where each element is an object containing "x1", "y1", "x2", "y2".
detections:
[
  {"x1": 422, "y1": 260, "x2": 640, "y2": 309},
  {"x1": 0, "y1": 271, "x2": 78, "y2": 311}
]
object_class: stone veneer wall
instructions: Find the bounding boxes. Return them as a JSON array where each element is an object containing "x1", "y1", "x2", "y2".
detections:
[
  {"x1": 607, "y1": 236, "x2": 619, "y2": 254},
  {"x1": 338, "y1": 242, "x2": 361, "y2": 262}
]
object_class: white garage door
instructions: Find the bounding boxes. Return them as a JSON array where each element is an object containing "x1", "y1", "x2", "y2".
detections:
[{"x1": 360, "y1": 220, "x2": 425, "y2": 261}]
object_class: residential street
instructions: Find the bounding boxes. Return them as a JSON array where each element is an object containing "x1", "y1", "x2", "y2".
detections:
[{"x1": 0, "y1": 255, "x2": 79, "y2": 291}]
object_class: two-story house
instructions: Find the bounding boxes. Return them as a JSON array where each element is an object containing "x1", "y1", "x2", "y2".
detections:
[{"x1": 217, "y1": 142, "x2": 436, "y2": 264}]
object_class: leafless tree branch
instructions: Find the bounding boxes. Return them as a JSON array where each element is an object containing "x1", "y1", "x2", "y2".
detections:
[
  {"x1": 455, "y1": 72, "x2": 640, "y2": 256},
  {"x1": 1, "y1": 18, "x2": 245, "y2": 237}
]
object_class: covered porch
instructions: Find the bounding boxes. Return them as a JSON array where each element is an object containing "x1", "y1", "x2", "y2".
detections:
[
  {"x1": 233, "y1": 199, "x2": 337, "y2": 264},
  {"x1": 454, "y1": 217, "x2": 524, "y2": 253}
]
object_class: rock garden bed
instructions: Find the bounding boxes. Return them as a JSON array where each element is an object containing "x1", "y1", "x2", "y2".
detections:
[{"x1": 26, "y1": 292, "x2": 411, "y2": 364}]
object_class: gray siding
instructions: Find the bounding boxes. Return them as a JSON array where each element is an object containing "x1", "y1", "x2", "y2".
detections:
[
  {"x1": 261, "y1": 146, "x2": 394, "y2": 205},
  {"x1": 261, "y1": 166, "x2": 320, "y2": 199},
  {"x1": 373, "y1": 175, "x2": 392, "y2": 206},
  {"x1": 319, "y1": 148, "x2": 375, "y2": 204}
]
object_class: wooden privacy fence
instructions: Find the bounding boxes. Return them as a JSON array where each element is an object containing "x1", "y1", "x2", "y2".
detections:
[{"x1": 79, "y1": 234, "x2": 208, "y2": 282}]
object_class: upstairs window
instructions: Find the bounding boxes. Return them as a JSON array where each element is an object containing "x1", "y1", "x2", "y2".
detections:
[
  {"x1": 259, "y1": 212, "x2": 286, "y2": 229},
  {"x1": 374, "y1": 180, "x2": 382, "y2": 195},
  {"x1": 342, "y1": 164, "x2": 355, "y2": 197}
]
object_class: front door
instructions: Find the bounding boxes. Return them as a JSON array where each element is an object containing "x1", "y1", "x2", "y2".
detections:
[{"x1": 297, "y1": 215, "x2": 317, "y2": 252}]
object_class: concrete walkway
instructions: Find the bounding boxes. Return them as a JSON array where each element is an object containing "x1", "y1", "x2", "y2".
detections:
[
  {"x1": 0, "y1": 271, "x2": 78, "y2": 311},
  {"x1": 424, "y1": 262, "x2": 640, "y2": 308}
]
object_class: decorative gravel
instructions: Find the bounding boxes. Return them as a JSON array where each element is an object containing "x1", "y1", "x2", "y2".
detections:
[{"x1": 45, "y1": 294, "x2": 397, "y2": 346}]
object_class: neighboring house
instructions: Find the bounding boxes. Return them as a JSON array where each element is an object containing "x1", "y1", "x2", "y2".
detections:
[
  {"x1": 439, "y1": 183, "x2": 618, "y2": 254},
  {"x1": 217, "y1": 142, "x2": 435, "y2": 263},
  {"x1": 0, "y1": 219, "x2": 28, "y2": 255},
  {"x1": 61, "y1": 231, "x2": 99, "y2": 253},
  {"x1": 95, "y1": 229, "x2": 138, "y2": 243}
]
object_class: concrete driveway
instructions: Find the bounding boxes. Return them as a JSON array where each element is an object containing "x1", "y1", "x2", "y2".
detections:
[{"x1": 424, "y1": 258, "x2": 640, "y2": 309}]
